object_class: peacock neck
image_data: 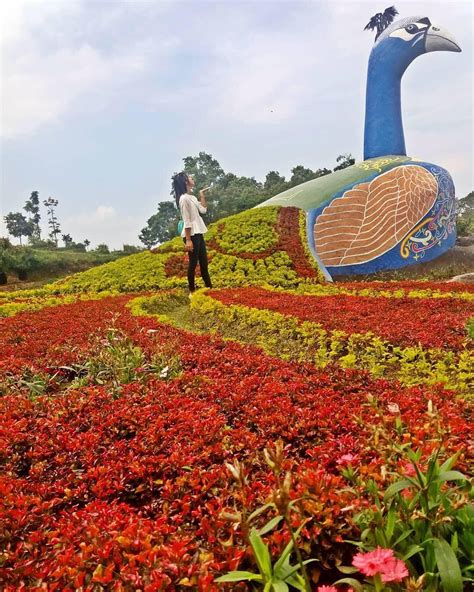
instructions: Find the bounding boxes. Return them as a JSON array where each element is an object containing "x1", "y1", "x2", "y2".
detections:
[{"x1": 363, "y1": 51, "x2": 407, "y2": 160}]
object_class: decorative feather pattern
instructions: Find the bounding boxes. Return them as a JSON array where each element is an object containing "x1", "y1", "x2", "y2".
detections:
[
  {"x1": 314, "y1": 165, "x2": 438, "y2": 266},
  {"x1": 364, "y1": 6, "x2": 399, "y2": 40}
]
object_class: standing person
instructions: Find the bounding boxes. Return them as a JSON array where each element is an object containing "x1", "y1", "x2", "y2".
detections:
[{"x1": 172, "y1": 172, "x2": 213, "y2": 293}]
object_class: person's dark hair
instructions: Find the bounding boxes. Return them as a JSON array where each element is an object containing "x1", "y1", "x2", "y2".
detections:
[{"x1": 172, "y1": 172, "x2": 189, "y2": 208}]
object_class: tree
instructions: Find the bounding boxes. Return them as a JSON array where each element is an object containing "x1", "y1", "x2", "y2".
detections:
[
  {"x1": 182, "y1": 152, "x2": 225, "y2": 190},
  {"x1": 4, "y1": 212, "x2": 33, "y2": 245},
  {"x1": 333, "y1": 153, "x2": 355, "y2": 171},
  {"x1": 95, "y1": 244, "x2": 110, "y2": 254},
  {"x1": 139, "y1": 201, "x2": 179, "y2": 247},
  {"x1": 457, "y1": 190, "x2": 474, "y2": 237},
  {"x1": 264, "y1": 171, "x2": 287, "y2": 196},
  {"x1": 43, "y1": 197, "x2": 61, "y2": 246},
  {"x1": 62, "y1": 234, "x2": 73, "y2": 248},
  {"x1": 24, "y1": 191, "x2": 41, "y2": 240},
  {"x1": 289, "y1": 166, "x2": 317, "y2": 187},
  {"x1": 84, "y1": 239, "x2": 91, "y2": 250}
]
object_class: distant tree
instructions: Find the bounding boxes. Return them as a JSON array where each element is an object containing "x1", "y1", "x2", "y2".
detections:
[
  {"x1": 333, "y1": 153, "x2": 355, "y2": 171},
  {"x1": 182, "y1": 152, "x2": 225, "y2": 190},
  {"x1": 264, "y1": 171, "x2": 287, "y2": 196},
  {"x1": 43, "y1": 197, "x2": 61, "y2": 246},
  {"x1": 4, "y1": 212, "x2": 34, "y2": 245},
  {"x1": 24, "y1": 191, "x2": 41, "y2": 240},
  {"x1": 314, "y1": 167, "x2": 332, "y2": 178},
  {"x1": 216, "y1": 175, "x2": 263, "y2": 217},
  {"x1": 457, "y1": 190, "x2": 474, "y2": 237},
  {"x1": 84, "y1": 239, "x2": 91, "y2": 250},
  {"x1": 122, "y1": 244, "x2": 142, "y2": 254},
  {"x1": 62, "y1": 233, "x2": 73, "y2": 248},
  {"x1": 289, "y1": 165, "x2": 317, "y2": 187},
  {"x1": 139, "y1": 201, "x2": 179, "y2": 247},
  {"x1": 95, "y1": 244, "x2": 110, "y2": 254},
  {"x1": 138, "y1": 227, "x2": 157, "y2": 249}
]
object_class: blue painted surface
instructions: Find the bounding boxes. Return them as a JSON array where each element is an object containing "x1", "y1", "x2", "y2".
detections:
[
  {"x1": 307, "y1": 163, "x2": 457, "y2": 277},
  {"x1": 364, "y1": 36, "x2": 424, "y2": 159}
]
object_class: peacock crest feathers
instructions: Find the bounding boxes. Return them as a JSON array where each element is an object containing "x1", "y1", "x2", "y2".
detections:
[{"x1": 364, "y1": 6, "x2": 399, "y2": 41}]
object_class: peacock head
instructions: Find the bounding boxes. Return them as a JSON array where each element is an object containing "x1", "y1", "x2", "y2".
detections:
[{"x1": 370, "y1": 15, "x2": 461, "y2": 71}]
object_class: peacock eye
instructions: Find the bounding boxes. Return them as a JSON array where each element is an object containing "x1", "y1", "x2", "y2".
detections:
[{"x1": 405, "y1": 24, "x2": 417, "y2": 33}]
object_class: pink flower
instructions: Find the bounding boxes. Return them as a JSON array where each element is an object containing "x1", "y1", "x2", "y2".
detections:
[
  {"x1": 336, "y1": 453, "x2": 357, "y2": 466},
  {"x1": 402, "y1": 462, "x2": 417, "y2": 477},
  {"x1": 352, "y1": 547, "x2": 394, "y2": 576},
  {"x1": 380, "y1": 557, "x2": 409, "y2": 582},
  {"x1": 318, "y1": 587, "x2": 338, "y2": 592},
  {"x1": 352, "y1": 548, "x2": 409, "y2": 582}
]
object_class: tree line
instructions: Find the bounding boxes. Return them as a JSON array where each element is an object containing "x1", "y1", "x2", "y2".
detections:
[
  {"x1": 139, "y1": 152, "x2": 356, "y2": 247},
  {"x1": 3, "y1": 192, "x2": 93, "y2": 251}
]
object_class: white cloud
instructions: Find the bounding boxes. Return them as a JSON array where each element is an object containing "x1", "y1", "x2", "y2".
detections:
[
  {"x1": 61, "y1": 206, "x2": 143, "y2": 249},
  {"x1": 0, "y1": 0, "x2": 174, "y2": 138},
  {"x1": 2, "y1": 42, "x2": 146, "y2": 138}
]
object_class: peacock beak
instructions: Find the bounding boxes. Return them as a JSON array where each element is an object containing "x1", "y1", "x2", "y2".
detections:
[{"x1": 425, "y1": 25, "x2": 461, "y2": 53}]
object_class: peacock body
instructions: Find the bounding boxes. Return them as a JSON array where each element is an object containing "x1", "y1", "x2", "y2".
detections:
[{"x1": 258, "y1": 13, "x2": 461, "y2": 280}]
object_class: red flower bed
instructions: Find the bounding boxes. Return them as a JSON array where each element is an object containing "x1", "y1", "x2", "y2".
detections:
[
  {"x1": 0, "y1": 295, "x2": 133, "y2": 378},
  {"x1": 341, "y1": 280, "x2": 474, "y2": 295},
  {"x1": 0, "y1": 296, "x2": 471, "y2": 590},
  {"x1": 207, "y1": 287, "x2": 474, "y2": 350}
]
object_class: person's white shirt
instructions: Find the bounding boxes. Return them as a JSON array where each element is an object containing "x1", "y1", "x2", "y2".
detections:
[{"x1": 179, "y1": 193, "x2": 208, "y2": 237}]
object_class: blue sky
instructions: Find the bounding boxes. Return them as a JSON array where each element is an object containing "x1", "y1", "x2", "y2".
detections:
[{"x1": 1, "y1": 0, "x2": 472, "y2": 248}]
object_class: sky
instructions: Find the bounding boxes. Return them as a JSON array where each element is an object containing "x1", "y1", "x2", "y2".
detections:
[{"x1": 1, "y1": 0, "x2": 472, "y2": 249}]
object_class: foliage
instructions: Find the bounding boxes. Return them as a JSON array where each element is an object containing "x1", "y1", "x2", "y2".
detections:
[
  {"x1": 23, "y1": 191, "x2": 41, "y2": 240},
  {"x1": 3, "y1": 212, "x2": 33, "y2": 245},
  {"x1": 187, "y1": 289, "x2": 473, "y2": 393},
  {"x1": 139, "y1": 152, "x2": 352, "y2": 242},
  {"x1": 139, "y1": 201, "x2": 179, "y2": 248},
  {"x1": 333, "y1": 153, "x2": 356, "y2": 171},
  {"x1": 457, "y1": 191, "x2": 474, "y2": 237},
  {"x1": 215, "y1": 207, "x2": 279, "y2": 254},
  {"x1": 0, "y1": 291, "x2": 471, "y2": 589},
  {"x1": 43, "y1": 197, "x2": 61, "y2": 246},
  {"x1": 53, "y1": 207, "x2": 324, "y2": 293},
  {"x1": 335, "y1": 448, "x2": 472, "y2": 592}
]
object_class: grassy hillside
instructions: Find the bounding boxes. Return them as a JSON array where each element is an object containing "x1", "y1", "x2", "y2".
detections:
[{"x1": 0, "y1": 247, "x2": 126, "y2": 291}]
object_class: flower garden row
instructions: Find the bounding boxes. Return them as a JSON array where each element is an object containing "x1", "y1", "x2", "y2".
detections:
[{"x1": 1, "y1": 294, "x2": 472, "y2": 590}]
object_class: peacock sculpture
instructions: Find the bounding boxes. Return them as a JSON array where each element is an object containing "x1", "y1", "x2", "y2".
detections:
[{"x1": 258, "y1": 8, "x2": 461, "y2": 280}]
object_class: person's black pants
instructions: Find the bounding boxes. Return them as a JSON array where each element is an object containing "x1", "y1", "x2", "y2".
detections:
[{"x1": 183, "y1": 234, "x2": 212, "y2": 292}]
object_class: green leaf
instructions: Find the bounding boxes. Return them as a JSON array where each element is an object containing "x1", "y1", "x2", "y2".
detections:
[
  {"x1": 439, "y1": 452, "x2": 460, "y2": 473},
  {"x1": 384, "y1": 479, "x2": 413, "y2": 500},
  {"x1": 248, "y1": 503, "x2": 275, "y2": 522},
  {"x1": 402, "y1": 544, "x2": 425, "y2": 561},
  {"x1": 434, "y1": 470, "x2": 466, "y2": 483},
  {"x1": 337, "y1": 565, "x2": 359, "y2": 574},
  {"x1": 393, "y1": 529, "x2": 415, "y2": 547},
  {"x1": 285, "y1": 574, "x2": 307, "y2": 591},
  {"x1": 276, "y1": 559, "x2": 318, "y2": 581},
  {"x1": 215, "y1": 570, "x2": 263, "y2": 582},
  {"x1": 334, "y1": 577, "x2": 363, "y2": 591},
  {"x1": 386, "y1": 507, "x2": 396, "y2": 541},
  {"x1": 249, "y1": 528, "x2": 272, "y2": 579},
  {"x1": 258, "y1": 516, "x2": 284, "y2": 536},
  {"x1": 433, "y1": 538, "x2": 463, "y2": 592},
  {"x1": 271, "y1": 581, "x2": 289, "y2": 592},
  {"x1": 273, "y1": 522, "x2": 307, "y2": 575}
]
